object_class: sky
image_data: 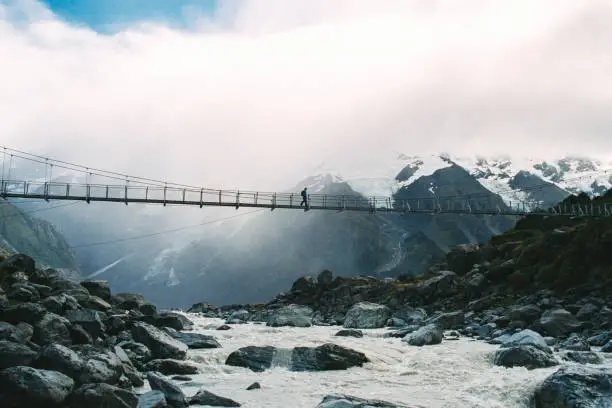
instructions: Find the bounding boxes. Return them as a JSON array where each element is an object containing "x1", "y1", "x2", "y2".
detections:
[{"x1": 1, "y1": 0, "x2": 612, "y2": 191}]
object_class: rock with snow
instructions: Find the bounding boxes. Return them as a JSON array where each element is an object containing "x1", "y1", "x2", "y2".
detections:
[
  {"x1": 403, "y1": 324, "x2": 443, "y2": 346},
  {"x1": 267, "y1": 304, "x2": 313, "y2": 328},
  {"x1": 343, "y1": 302, "x2": 391, "y2": 329}
]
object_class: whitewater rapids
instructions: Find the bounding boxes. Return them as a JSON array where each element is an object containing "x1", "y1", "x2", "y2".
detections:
[{"x1": 152, "y1": 315, "x2": 612, "y2": 408}]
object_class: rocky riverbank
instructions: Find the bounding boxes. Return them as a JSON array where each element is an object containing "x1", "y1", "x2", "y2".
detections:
[{"x1": 2, "y1": 207, "x2": 612, "y2": 407}]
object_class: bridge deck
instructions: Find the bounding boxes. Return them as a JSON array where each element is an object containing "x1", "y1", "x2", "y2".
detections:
[{"x1": 1, "y1": 180, "x2": 609, "y2": 217}]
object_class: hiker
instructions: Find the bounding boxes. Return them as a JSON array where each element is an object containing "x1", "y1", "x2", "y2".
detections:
[{"x1": 300, "y1": 187, "x2": 309, "y2": 208}]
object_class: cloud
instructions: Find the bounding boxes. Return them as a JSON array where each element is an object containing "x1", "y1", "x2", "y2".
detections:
[{"x1": 1, "y1": 0, "x2": 611, "y2": 192}]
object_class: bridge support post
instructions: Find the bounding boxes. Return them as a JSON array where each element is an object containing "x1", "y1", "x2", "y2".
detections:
[
  {"x1": 44, "y1": 182, "x2": 49, "y2": 202},
  {"x1": 199, "y1": 188, "x2": 203, "y2": 208},
  {"x1": 271, "y1": 193, "x2": 276, "y2": 211},
  {"x1": 235, "y1": 191, "x2": 240, "y2": 209}
]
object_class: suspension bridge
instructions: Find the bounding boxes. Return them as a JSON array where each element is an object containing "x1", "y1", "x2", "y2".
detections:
[{"x1": 0, "y1": 146, "x2": 610, "y2": 218}]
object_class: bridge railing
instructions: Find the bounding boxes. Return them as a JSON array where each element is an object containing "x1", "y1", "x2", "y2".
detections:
[{"x1": 1, "y1": 179, "x2": 611, "y2": 216}]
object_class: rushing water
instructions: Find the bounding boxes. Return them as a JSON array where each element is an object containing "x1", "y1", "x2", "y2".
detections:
[{"x1": 155, "y1": 315, "x2": 612, "y2": 408}]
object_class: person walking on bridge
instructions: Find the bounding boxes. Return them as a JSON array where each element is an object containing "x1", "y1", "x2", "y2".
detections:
[{"x1": 300, "y1": 187, "x2": 309, "y2": 209}]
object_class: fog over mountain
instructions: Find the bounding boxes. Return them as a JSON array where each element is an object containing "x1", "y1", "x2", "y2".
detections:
[{"x1": 1, "y1": 1, "x2": 612, "y2": 307}]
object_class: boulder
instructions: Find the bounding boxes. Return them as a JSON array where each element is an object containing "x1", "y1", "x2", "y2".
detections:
[
  {"x1": 80, "y1": 280, "x2": 111, "y2": 301},
  {"x1": 225, "y1": 346, "x2": 276, "y2": 372},
  {"x1": 499, "y1": 329, "x2": 548, "y2": 349},
  {"x1": 402, "y1": 324, "x2": 443, "y2": 346},
  {"x1": 154, "y1": 313, "x2": 193, "y2": 331},
  {"x1": 537, "y1": 309, "x2": 582, "y2": 337},
  {"x1": 139, "y1": 303, "x2": 157, "y2": 316},
  {"x1": 0, "y1": 340, "x2": 38, "y2": 369},
  {"x1": 64, "y1": 309, "x2": 106, "y2": 340},
  {"x1": 0, "y1": 322, "x2": 31, "y2": 343},
  {"x1": 290, "y1": 343, "x2": 369, "y2": 371},
  {"x1": 33, "y1": 313, "x2": 72, "y2": 346},
  {"x1": 146, "y1": 372, "x2": 188, "y2": 408},
  {"x1": 561, "y1": 351, "x2": 603, "y2": 365},
  {"x1": 417, "y1": 271, "x2": 458, "y2": 299},
  {"x1": 162, "y1": 327, "x2": 221, "y2": 349},
  {"x1": 493, "y1": 345, "x2": 558, "y2": 370},
  {"x1": 131, "y1": 322, "x2": 187, "y2": 360},
  {"x1": 335, "y1": 329, "x2": 363, "y2": 338},
  {"x1": 343, "y1": 302, "x2": 391, "y2": 329},
  {"x1": 559, "y1": 334, "x2": 590, "y2": 351},
  {"x1": 225, "y1": 310, "x2": 249, "y2": 324},
  {"x1": 112, "y1": 293, "x2": 145, "y2": 311},
  {"x1": 588, "y1": 332, "x2": 611, "y2": 347},
  {"x1": 316, "y1": 394, "x2": 412, "y2": 408},
  {"x1": 602, "y1": 341, "x2": 612, "y2": 353},
  {"x1": 533, "y1": 365, "x2": 612, "y2": 408},
  {"x1": 1, "y1": 302, "x2": 47, "y2": 324},
  {"x1": 35, "y1": 343, "x2": 85, "y2": 380},
  {"x1": 73, "y1": 345, "x2": 125, "y2": 386},
  {"x1": 142, "y1": 359, "x2": 198, "y2": 375},
  {"x1": 267, "y1": 304, "x2": 313, "y2": 328},
  {"x1": 317, "y1": 270, "x2": 334, "y2": 286},
  {"x1": 291, "y1": 276, "x2": 316, "y2": 293},
  {"x1": 246, "y1": 382, "x2": 261, "y2": 390},
  {"x1": 42, "y1": 294, "x2": 80, "y2": 315},
  {"x1": 0, "y1": 366, "x2": 74, "y2": 408},
  {"x1": 67, "y1": 383, "x2": 138, "y2": 408},
  {"x1": 426, "y1": 311, "x2": 465, "y2": 330},
  {"x1": 188, "y1": 389, "x2": 241, "y2": 407},
  {"x1": 509, "y1": 304, "x2": 542, "y2": 324},
  {"x1": 137, "y1": 391, "x2": 167, "y2": 408},
  {"x1": 118, "y1": 341, "x2": 152, "y2": 368}
]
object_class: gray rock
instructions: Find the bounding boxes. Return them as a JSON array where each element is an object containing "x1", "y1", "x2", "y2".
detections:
[
  {"x1": 500, "y1": 329, "x2": 548, "y2": 349},
  {"x1": 146, "y1": 372, "x2": 188, "y2": 408},
  {"x1": 64, "y1": 309, "x2": 106, "y2": 340},
  {"x1": 0, "y1": 322, "x2": 31, "y2": 343},
  {"x1": 559, "y1": 334, "x2": 591, "y2": 351},
  {"x1": 290, "y1": 343, "x2": 369, "y2": 371},
  {"x1": 142, "y1": 359, "x2": 198, "y2": 375},
  {"x1": 131, "y1": 322, "x2": 187, "y2": 360},
  {"x1": 140, "y1": 303, "x2": 158, "y2": 316},
  {"x1": 537, "y1": 309, "x2": 582, "y2": 337},
  {"x1": 1, "y1": 302, "x2": 47, "y2": 324},
  {"x1": 588, "y1": 332, "x2": 611, "y2": 347},
  {"x1": 137, "y1": 391, "x2": 167, "y2": 408},
  {"x1": 317, "y1": 270, "x2": 333, "y2": 286},
  {"x1": 35, "y1": 343, "x2": 85, "y2": 380},
  {"x1": 73, "y1": 345, "x2": 124, "y2": 386},
  {"x1": 417, "y1": 271, "x2": 458, "y2": 299},
  {"x1": 118, "y1": 341, "x2": 152, "y2": 368},
  {"x1": 42, "y1": 294, "x2": 80, "y2": 315},
  {"x1": 267, "y1": 304, "x2": 313, "y2": 327},
  {"x1": 343, "y1": 302, "x2": 391, "y2": 329},
  {"x1": 576, "y1": 303, "x2": 599, "y2": 321},
  {"x1": 67, "y1": 383, "x2": 138, "y2": 408},
  {"x1": 426, "y1": 311, "x2": 465, "y2": 330},
  {"x1": 80, "y1": 280, "x2": 111, "y2": 301},
  {"x1": 335, "y1": 329, "x2": 363, "y2": 338},
  {"x1": 188, "y1": 388, "x2": 241, "y2": 407},
  {"x1": 33, "y1": 313, "x2": 72, "y2": 346},
  {"x1": 225, "y1": 346, "x2": 275, "y2": 372},
  {"x1": 114, "y1": 345, "x2": 145, "y2": 387},
  {"x1": 494, "y1": 345, "x2": 558, "y2": 370},
  {"x1": 509, "y1": 304, "x2": 542, "y2": 324},
  {"x1": 154, "y1": 313, "x2": 193, "y2": 332},
  {"x1": 246, "y1": 382, "x2": 261, "y2": 390},
  {"x1": 112, "y1": 293, "x2": 145, "y2": 311},
  {"x1": 316, "y1": 394, "x2": 413, "y2": 407},
  {"x1": 77, "y1": 295, "x2": 113, "y2": 312},
  {"x1": 533, "y1": 365, "x2": 612, "y2": 408},
  {"x1": 600, "y1": 341, "x2": 612, "y2": 353},
  {"x1": 0, "y1": 340, "x2": 38, "y2": 369},
  {"x1": 561, "y1": 351, "x2": 603, "y2": 365},
  {"x1": 225, "y1": 310, "x2": 249, "y2": 323},
  {"x1": 402, "y1": 324, "x2": 443, "y2": 346},
  {"x1": 162, "y1": 327, "x2": 221, "y2": 349},
  {"x1": 0, "y1": 366, "x2": 74, "y2": 408}
]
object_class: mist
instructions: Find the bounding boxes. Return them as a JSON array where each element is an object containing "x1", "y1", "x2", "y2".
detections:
[{"x1": 1, "y1": 0, "x2": 612, "y2": 194}]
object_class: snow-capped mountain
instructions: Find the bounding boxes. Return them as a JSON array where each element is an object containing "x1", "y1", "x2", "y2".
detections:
[{"x1": 309, "y1": 154, "x2": 612, "y2": 210}]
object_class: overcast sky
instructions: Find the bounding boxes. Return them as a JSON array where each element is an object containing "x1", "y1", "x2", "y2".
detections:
[{"x1": 1, "y1": 0, "x2": 611, "y2": 191}]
